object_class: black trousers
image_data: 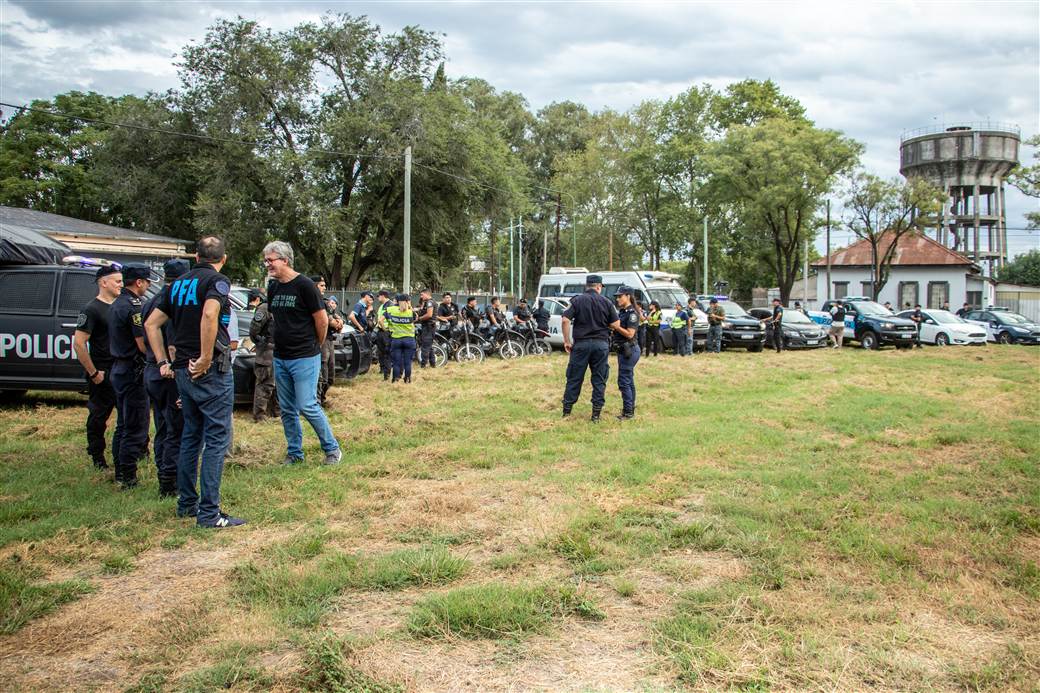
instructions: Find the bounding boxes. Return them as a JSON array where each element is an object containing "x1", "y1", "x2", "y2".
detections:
[
  {"x1": 771, "y1": 325, "x2": 784, "y2": 352},
  {"x1": 563, "y1": 339, "x2": 610, "y2": 410},
  {"x1": 418, "y1": 325, "x2": 435, "y2": 367},
  {"x1": 376, "y1": 331, "x2": 392, "y2": 376},
  {"x1": 110, "y1": 360, "x2": 149, "y2": 483},
  {"x1": 144, "y1": 365, "x2": 182, "y2": 483},
  {"x1": 86, "y1": 372, "x2": 117, "y2": 463},
  {"x1": 646, "y1": 326, "x2": 663, "y2": 356}
]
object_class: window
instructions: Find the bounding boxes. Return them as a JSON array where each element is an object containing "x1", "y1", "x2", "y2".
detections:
[
  {"x1": 833, "y1": 282, "x2": 848, "y2": 299},
  {"x1": 562, "y1": 284, "x2": 584, "y2": 296},
  {"x1": 633, "y1": 289, "x2": 647, "y2": 305},
  {"x1": 927, "y1": 281, "x2": 949, "y2": 309},
  {"x1": 547, "y1": 301, "x2": 563, "y2": 316},
  {"x1": 58, "y1": 272, "x2": 98, "y2": 314},
  {"x1": 0, "y1": 271, "x2": 56, "y2": 314},
  {"x1": 540, "y1": 284, "x2": 560, "y2": 297},
  {"x1": 861, "y1": 281, "x2": 874, "y2": 297},
  {"x1": 966, "y1": 291, "x2": 981, "y2": 309},
  {"x1": 898, "y1": 282, "x2": 918, "y2": 309}
]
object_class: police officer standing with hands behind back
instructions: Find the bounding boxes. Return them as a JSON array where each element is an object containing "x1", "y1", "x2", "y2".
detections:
[
  {"x1": 561, "y1": 274, "x2": 620, "y2": 422},
  {"x1": 613, "y1": 287, "x2": 640, "y2": 420},
  {"x1": 108, "y1": 263, "x2": 152, "y2": 489}
]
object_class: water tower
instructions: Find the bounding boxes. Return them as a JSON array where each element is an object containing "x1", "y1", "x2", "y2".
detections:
[{"x1": 899, "y1": 122, "x2": 1020, "y2": 272}]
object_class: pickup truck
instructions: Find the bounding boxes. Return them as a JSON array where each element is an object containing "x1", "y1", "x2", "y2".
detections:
[{"x1": 809, "y1": 298, "x2": 919, "y2": 349}]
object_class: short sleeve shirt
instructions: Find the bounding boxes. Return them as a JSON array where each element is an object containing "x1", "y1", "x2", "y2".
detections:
[
  {"x1": 76, "y1": 298, "x2": 113, "y2": 370},
  {"x1": 156, "y1": 263, "x2": 232, "y2": 369},
  {"x1": 613, "y1": 306, "x2": 639, "y2": 347},
  {"x1": 108, "y1": 288, "x2": 145, "y2": 360},
  {"x1": 772, "y1": 305, "x2": 784, "y2": 324},
  {"x1": 352, "y1": 301, "x2": 368, "y2": 330},
  {"x1": 268, "y1": 274, "x2": 324, "y2": 360},
  {"x1": 563, "y1": 289, "x2": 619, "y2": 342}
]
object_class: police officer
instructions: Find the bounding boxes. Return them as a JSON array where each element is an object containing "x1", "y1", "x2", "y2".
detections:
[
  {"x1": 108, "y1": 263, "x2": 152, "y2": 489},
  {"x1": 670, "y1": 302, "x2": 689, "y2": 356},
  {"x1": 533, "y1": 299, "x2": 550, "y2": 333},
  {"x1": 561, "y1": 274, "x2": 620, "y2": 422},
  {"x1": 311, "y1": 276, "x2": 343, "y2": 404},
  {"x1": 613, "y1": 287, "x2": 640, "y2": 420},
  {"x1": 348, "y1": 291, "x2": 374, "y2": 333},
  {"x1": 463, "y1": 296, "x2": 481, "y2": 330},
  {"x1": 706, "y1": 297, "x2": 725, "y2": 353},
  {"x1": 145, "y1": 235, "x2": 245, "y2": 528},
  {"x1": 767, "y1": 298, "x2": 784, "y2": 353},
  {"x1": 73, "y1": 265, "x2": 123, "y2": 471},
  {"x1": 373, "y1": 290, "x2": 394, "y2": 380},
  {"x1": 248, "y1": 289, "x2": 279, "y2": 421},
  {"x1": 436, "y1": 292, "x2": 459, "y2": 336},
  {"x1": 142, "y1": 259, "x2": 188, "y2": 497},
  {"x1": 485, "y1": 296, "x2": 504, "y2": 338},
  {"x1": 382, "y1": 293, "x2": 417, "y2": 383},
  {"x1": 910, "y1": 303, "x2": 924, "y2": 348},
  {"x1": 646, "y1": 301, "x2": 663, "y2": 356},
  {"x1": 415, "y1": 289, "x2": 437, "y2": 368},
  {"x1": 685, "y1": 297, "x2": 699, "y2": 355}
]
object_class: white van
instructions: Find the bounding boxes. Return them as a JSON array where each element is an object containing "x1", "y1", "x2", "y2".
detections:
[{"x1": 536, "y1": 267, "x2": 701, "y2": 349}]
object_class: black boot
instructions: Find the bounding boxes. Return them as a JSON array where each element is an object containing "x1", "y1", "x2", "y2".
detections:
[
  {"x1": 92, "y1": 456, "x2": 109, "y2": 470},
  {"x1": 562, "y1": 404, "x2": 572, "y2": 418},
  {"x1": 616, "y1": 409, "x2": 634, "y2": 421},
  {"x1": 383, "y1": 373, "x2": 390, "y2": 381},
  {"x1": 158, "y1": 476, "x2": 177, "y2": 499},
  {"x1": 591, "y1": 408, "x2": 601, "y2": 423},
  {"x1": 404, "y1": 375, "x2": 412, "y2": 383}
]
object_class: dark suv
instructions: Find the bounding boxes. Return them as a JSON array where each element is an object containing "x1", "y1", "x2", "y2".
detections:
[
  {"x1": 963, "y1": 309, "x2": 1040, "y2": 345},
  {"x1": 816, "y1": 298, "x2": 917, "y2": 349},
  {"x1": 693, "y1": 296, "x2": 765, "y2": 351}
]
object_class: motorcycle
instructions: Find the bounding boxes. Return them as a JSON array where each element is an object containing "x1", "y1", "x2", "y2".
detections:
[{"x1": 513, "y1": 319, "x2": 551, "y2": 356}]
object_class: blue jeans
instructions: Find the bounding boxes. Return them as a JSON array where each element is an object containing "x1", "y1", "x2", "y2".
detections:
[
  {"x1": 672, "y1": 328, "x2": 687, "y2": 356},
  {"x1": 174, "y1": 367, "x2": 233, "y2": 523},
  {"x1": 274, "y1": 354, "x2": 339, "y2": 459},
  {"x1": 684, "y1": 329, "x2": 694, "y2": 355},
  {"x1": 390, "y1": 337, "x2": 416, "y2": 380},
  {"x1": 563, "y1": 339, "x2": 609, "y2": 409},
  {"x1": 617, "y1": 344, "x2": 640, "y2": 412},
  {"x1": 708, "y1": 324, "x2": 723, "y2": 353}
]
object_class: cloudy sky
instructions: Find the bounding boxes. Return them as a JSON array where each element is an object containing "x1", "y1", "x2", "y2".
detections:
[{"x1": 1, "y1": 0, "x2": 1037, "y2": 257}]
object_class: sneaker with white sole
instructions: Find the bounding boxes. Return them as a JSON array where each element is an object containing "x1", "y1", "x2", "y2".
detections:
[{"x1": 323, "y1": 448, "x2": 343, "y2": 465}]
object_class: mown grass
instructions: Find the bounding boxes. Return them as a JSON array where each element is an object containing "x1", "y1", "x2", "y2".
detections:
[{"x1": 0, "y1": 346, "x2": 1037, "y2": 690}]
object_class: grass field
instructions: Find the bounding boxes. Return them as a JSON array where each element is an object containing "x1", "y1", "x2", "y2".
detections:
[{"x1": 0, "y1": 345, "x2": 1038, "y2": 692}]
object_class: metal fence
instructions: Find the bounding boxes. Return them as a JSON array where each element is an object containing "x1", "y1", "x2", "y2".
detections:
[
  {"x1": 327, "y1": 290, "x2": 517, "y2": 310},
  {"x1": 995, "y1": 291, "x2": 1040, "y2": 322}
]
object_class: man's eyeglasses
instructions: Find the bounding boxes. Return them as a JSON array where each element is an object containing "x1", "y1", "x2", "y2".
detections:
[{"x1": 262, "y1": 257, "x2": 285, "y2": 265}]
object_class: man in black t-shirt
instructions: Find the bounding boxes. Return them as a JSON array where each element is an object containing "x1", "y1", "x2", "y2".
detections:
[
  {"x1": 415, "y1": 289, "x2": 437, "y2": 368},
  {"x1": 108, "y1": 263, "x2": 152, "y2": 489},
  {"x1": 73, "y1": 265, "x2": 123, "y2": 471},
  {"x1": 462, "y1": 296, "x2": 481, "y2": 330},
  {"x1": 561, "y1": 275, "x2": 621, "y2": 421},
  {"x1": 263, "y1": 241, "x2": 343, "y2": 466},
  {"x1": 146, "y1": 236, "x2": 245, "y2": 528},
  {"x1": 533, "y1": 300, "x2": 550, "y2": 332},
  {"x1": 768, "y1": 298, "x2": 784, "y2": 353},
  {"x1": 436, "y1": 292, "x2": 459, "y2": 335},
  {"x1": 910, "y1": 304, "x2": 924, "y2": 348}
]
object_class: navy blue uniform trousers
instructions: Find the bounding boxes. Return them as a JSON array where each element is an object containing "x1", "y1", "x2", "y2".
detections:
[
  {"x1": 563, "y1": 339, "x2": 609, "y2": 409},
  {"x1": 110, "y1": 359, "x2": 149, "y2": 483},
  {"x1": 390, "y1": 337, "x2": 416, "y2": 380}
]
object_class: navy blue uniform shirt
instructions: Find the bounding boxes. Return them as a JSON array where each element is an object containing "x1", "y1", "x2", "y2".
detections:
[
  {"x1": 157, "y1": 263, "x2": 232, "y2": 369},
  {"x1": 109, "y1": 288, "x2": 145, "y2": 360},
  {"x1": 563, "y1": 289, "x2": 619, "y2": 342},
  {"x1": 613, "y1": 305, "x2": 639, "y2": 347}
]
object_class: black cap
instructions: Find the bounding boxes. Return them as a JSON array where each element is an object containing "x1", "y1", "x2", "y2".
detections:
[
  {"x1": 95, "y1": 265, "x2": 120, "y2": 281},
  {"x1": 709, "y1": 297, "x2": 718, "y2": 304},
  {"x1": 377, "y1": 289, "x2": 391, "y2": 298},
  {"x1": 395, "y1": 293, "x2": 410, "y2": 302},
  {"x1": 247, "y1": 288, "x2": 264, "y2": 302},
  {"x1": 586, "y1": 274, "x2": 603, "y2": 285},
  {"x1": 613, "y1": 286, "x2": 633, "y2": 297},
  {"x1": 519, "y1": 298, "x2": 528, "y2": 304},
  {"x1": 122, "y1": 263, "x2": 151, "y2": 282},
  {"x1": 163, "y1": 258, "x2": 190, "y2": 280}
]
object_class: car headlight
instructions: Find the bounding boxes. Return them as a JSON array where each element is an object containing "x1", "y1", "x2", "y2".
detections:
[
  {"x1": 722, "y1": 321, "x2": 732, "y2": 329},
  {"x1": 783, "y1": 329, "x2": 797, "y2": 336},
  {"x1": 1009, "y1": 326, "x2": 1028, "y2": 334},
  {"x1": 881, "y1": 322, "x2": 894, "y2": 329}
]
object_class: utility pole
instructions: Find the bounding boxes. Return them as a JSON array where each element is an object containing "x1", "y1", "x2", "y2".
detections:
[
  {"x1": 403, "y1": 146, "x2": 411, "y2": 292},
  {"x1": 803, "y1": 237, "x2": 809, "y2": 308},
  {"x1": 518, "y1": 216, "x2": 524, "y2": 300},
  {"x1": 825, "y1": 199, "x2": 831, "y2": 301},
  {"x1": 542, "y1": 225, "x2": 548, "y2": 276},
  {"x1": 555, "y1": 193, "x2": 561, "y2": 267},
  {"x1": 489, "y1": 221, "x2": 496, "y2": 296},
  {"x1": 509, "y1": 218, "x2": 514, "y2": 299},
  {"x1": 608, "y1": 230, "x2": 614, "y2": 271},
  {"x1": 702, "y1": 216, "x2": 708, "y2": 295}
]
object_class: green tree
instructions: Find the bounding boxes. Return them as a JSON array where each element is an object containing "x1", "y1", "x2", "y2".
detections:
[
  {"x1": 844, "y1": 172, "x2": 946, "y2": 300},
  {"x1": 1008, "y1": 133, "x2": 1039, "y2": 229},
  {"x1": 705, "y1": 118, "x2": 862, "y2": 304},
  {"x1": 997, "y1": 249, "x2": 1040, "y2": 286}
]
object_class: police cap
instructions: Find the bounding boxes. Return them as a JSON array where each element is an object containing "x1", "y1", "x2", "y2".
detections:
[
  {"x1": 122, "y1": 263, "x2": 151, "y2": 282},
  {"x1": 613, "y1": 286, "x2": 633, "y2": 297},
  {"x1": 586, "y1": 274, "x2": 603, "y2": 285},
  {"x1": 519, "y1": 297, "x2": 528, "y2": 304},
  {"x1": 247, "y1": 288, "x2": 264, "y2": 302},
  {"x1": 95, "y1": 264, "x2": 120, "y2": 281},
  {"x1": 395, "y1": 293, "x2": 410, "y2": 302},
  {"x1": 163, "y1": 258, "x2": 190, "y2": 280},
  {"x1": 709, "y1": 297, "x2": 718, "y2": 304}
]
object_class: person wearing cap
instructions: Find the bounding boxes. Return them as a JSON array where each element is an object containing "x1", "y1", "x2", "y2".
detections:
[
  {"x1": 107, "y1": 263, "x2": 152, "y2": 489},
  {"x1": 612, "y1": 286, "x2": 641, "y2": 420},
  {"x1": 141, "y1": 259, "x2": 188, "y2": 497},
  {"x1": 685, "y1": 297, "x2": 700, "y2": 355},
  {"x1": 670, "y1": 302, "x2": 690, "y2": 357},
  {"x1": 828, "y1": 299, "x2": 846, "y2": 348},
  {"x1": 706, "y1": 297, "x2": 725, "y2": 353},
  {"x1": 533, "y1": 299, "x2": 550, "y2": 333},
  {"x1": 349, "y1": 291, "x2": 374, "y2": 333},
  {"x1": 247, "y1": 288, "x2": 279, "y2": 421},
  {"x1": 561, "y1": 274, "x2": 621, "y2": 421},
  {"x1": 261, "y1": 243, "x2": 342, "y2": 467},
  {"x1": 514, "y1": 298, "x2": 532, "y2": 324},
  {"x1": 766, "y1": 297, "x2": 784, "y2": 353},
  {"x1": 311, "y1": 276, "x2": 343, "y2": 405},
  {"x1": 645, "y1": 301, "x2": 663, "y2": 356},
  {"x1": 146, "y1": 236, "x2": 246, "y2": 527},
  {"x1": 415, "y1": 289, "x2": 437, "y2": 368},
  {"x1": 373, "y1": 290, "x2": 394, "y2": 380},
  {"x1": 73, "y1": 264, "x2": 123, "y2": 472},
  {"x1": 383, "y1": 293, "x2": 417, "y2": 383}
]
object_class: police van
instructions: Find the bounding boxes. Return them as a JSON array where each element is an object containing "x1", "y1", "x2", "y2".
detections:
[
  {"x1": 0, "y1": 260, "x2": 159, "y2": 396},
  {"x1": 536, "y1": 267, "x2": 700, "y2": 349}
]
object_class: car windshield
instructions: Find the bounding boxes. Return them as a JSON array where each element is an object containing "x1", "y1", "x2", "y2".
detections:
[
  {"x1": 853, "y1": 301, "x2": 892, "y2": 316},
  {"x1": 715, "y1": 300, "x2": 748, "y2": 317},
  {"x1": 649, "y1": 288, "x2": 689, "y2": 309},
  {"x1": 927, "y1": 310, "x2": 966, "y2": 324},
  {"x1": 783, "y1": 310, "x2": 813, "y2": 324},
  {"x1": 996, "y1": 312, "x2": 1031, "y2": 325}
]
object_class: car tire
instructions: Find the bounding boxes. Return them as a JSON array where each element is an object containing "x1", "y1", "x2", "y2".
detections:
[
  {"x1": 997, "y1": 332, "x2": 1012, "y2": 345},
  {"x1": 499, "y1": 339, "x2": 524, "y2": 360},
  {"x1": 935, "y1": 332, "x2": 949, "y2": 347},
  {"x1": 860, "y1": 331, "x2": 879, "y2": 350},
  {"x1": 457, "y1": 344, "x2": 485, "y2": 363}
]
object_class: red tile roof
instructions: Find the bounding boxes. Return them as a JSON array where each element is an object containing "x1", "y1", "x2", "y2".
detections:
[{"x1": 811, "y1": 231, "x2": 974, "y2": 267}]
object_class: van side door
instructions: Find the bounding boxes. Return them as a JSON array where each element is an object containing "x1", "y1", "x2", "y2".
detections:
[
  {"x1": 0, "y1": 268, "x2": 58, "y2": 386},
  {"x1": 54, "y1": 270, "x2": 100, "y2": 386}
]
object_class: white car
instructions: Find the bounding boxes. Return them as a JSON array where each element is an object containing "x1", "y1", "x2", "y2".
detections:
[
  {"x1": 896, "y1": 309, "x2": 987, "y2": 346},
  {"x1": 537, "y1": 297, "x2": 571, "y2": 348}
]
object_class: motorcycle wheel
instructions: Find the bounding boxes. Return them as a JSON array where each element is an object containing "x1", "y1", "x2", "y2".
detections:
[
  {"x1": 457, "y1": 344, "x2": 485, "y2": 363},
  {"x1": 499, "y1": 339, "x2": 524, "y2": 360},
  {"x1": 525, "y1": 339, "x2": 551, "y2": 356},
  {"x1": 432, "y1": 344, "x2": 449, "y2": 368}
]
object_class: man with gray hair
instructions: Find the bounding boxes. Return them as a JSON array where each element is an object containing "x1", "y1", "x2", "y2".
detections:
[{"x1": 263, "y1": 241, "x2": 343, "y2": 465}]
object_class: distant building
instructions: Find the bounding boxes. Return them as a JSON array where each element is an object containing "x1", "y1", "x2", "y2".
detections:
[
  {"x1": 0, "y1": 206, "x2": 191, "y2": 270},
  {"x1": 811, "y1": 231, "x2": 996, "y2": 309}
]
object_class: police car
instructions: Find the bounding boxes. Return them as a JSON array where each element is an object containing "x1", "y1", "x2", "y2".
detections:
[
  {"x1": 0, "y1": 259, "x2": 159, "y2": 397},
  {"x1": 809, "y1": 298, "x2": 918, "y2": 349},
  {"x1": 693, "y1": 296, "x2": 765, "y2": 351},
  {"x1": 962, "y1": 308, "x2": 1040, "y2": 345}
]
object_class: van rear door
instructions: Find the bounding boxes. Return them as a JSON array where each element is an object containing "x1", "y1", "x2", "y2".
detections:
[
  {"x1": 54, "y1": 270, "x2": 99, "y2": 387},
  {"x1": 0, "y1": 268, "x2": 58, "y2": 386}
]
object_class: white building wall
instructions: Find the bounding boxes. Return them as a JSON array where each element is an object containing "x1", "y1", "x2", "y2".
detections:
[{"x1": 814, "y1": 266, "x2": 975, "y2": 308}]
